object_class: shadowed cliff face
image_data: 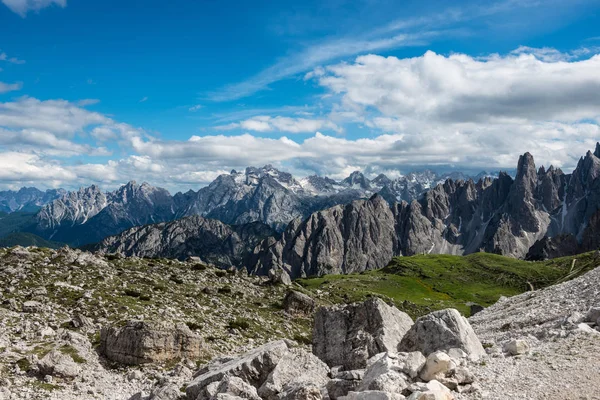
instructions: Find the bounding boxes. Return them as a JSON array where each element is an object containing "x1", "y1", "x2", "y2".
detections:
[{"x1": 94, "y1": 215, "x2": 275, "y2": 267}]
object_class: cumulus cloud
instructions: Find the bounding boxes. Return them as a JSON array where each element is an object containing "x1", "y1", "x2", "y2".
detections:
[
  {"x1": 315, "y1": 50, "x2": 600, "y2": 124},
  {"x1": 509, "y1": 46, "x2": 600, "y2": 62},
  {"x1": 0, "y1": 152, "x2": 75, "y2": 183},
  {"x1": 0, "y1": 97, "x2": 110, "y2": 136},
  {"x1": 1, "y1": 0, "x2": 66, "y2": 17},
  {"x1": 215, "y1": 116, "x2": 342, "y2": 134}
]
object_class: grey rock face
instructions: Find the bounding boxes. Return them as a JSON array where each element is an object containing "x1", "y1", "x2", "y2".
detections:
[
  {"x1": 250, "y1": 145, "x2": 600, "y2": 275},
  {"x1": 398, "y1": 309, "x2": 485, "y2": 360},
  {"x1": 99, "y1": 320, "x2": 203, "y2": 365},
  {"x1": 251, "y1": 195, "x2": 397, "y2": 278},
  {"x1": 257, "y1": 347, "x2": 330, "y2": 400},
  {"x1": 94, "y1": 215, "x2": 274, "y2": 267},
  {"x1": 312, "y1": 298, "x2": 414, "y2": 370}
]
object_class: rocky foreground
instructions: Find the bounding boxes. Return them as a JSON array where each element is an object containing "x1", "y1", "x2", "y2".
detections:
[{"x1": 1, "y1": 246, "x2": 600, "y2": 399}]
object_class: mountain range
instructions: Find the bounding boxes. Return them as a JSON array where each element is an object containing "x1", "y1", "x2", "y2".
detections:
[
  {"x1": 0, "y1": 187, "x2": 65, "y2": 213},
  {"x1": 0, "y1": 167, "x2": 482, "y2": 246},
  {"x1": 6, "y1": 145, "x2": 600, "y2": 278},
  {"x1": 95, "y1": 144, "x2": 600, "y2": 278}
]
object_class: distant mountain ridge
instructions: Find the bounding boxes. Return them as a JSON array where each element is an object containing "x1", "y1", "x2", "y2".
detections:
[
  {"x1": 0, "y1": 187, "x2": 65, "y2": 213},
  {"x1": 12, "y1": 167, "x2": 487, "y2": 246}
]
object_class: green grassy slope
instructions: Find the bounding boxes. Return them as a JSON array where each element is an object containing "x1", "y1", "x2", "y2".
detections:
[
  {"x1": 298, "y1": 251, "x2": 600, "y2": 318},
  {"x1": 0, "y1": 232, "x2": 64, "y2": 249},
  {"x1": 0, "y1": 212, "x2": 37, "y2": 238}
]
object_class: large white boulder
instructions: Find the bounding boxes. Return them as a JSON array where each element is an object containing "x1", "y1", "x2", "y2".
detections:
[
  {"x1": 313, "y1": 298, "x2": 414, "y2": 369},
  {"x1": 398, "y1": 309, "x2": 485, "y2": 360}
]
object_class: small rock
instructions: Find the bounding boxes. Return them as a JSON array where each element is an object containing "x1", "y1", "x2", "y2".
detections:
[
  {"x1": 213, "y1": 376, "x2": 261, "y2": 400},
  {"x1": 37, "y1": 350, "x2": 82, "y2": 379},
  {"x1": 186, "y1": 340, "x2": 290, "y2": 400},
  {"x1": 340, "y1": 391, "x2": 406, "y2": 400},
  {"x1": 128, "y1": 370, "x2": 144, "y2": 381},
  {"x1": 100, "y1": 320, "x2": 203, "y2": 365},
  {"x1": 327, "y1": 379, "x2": 362, "y2": 400},
  {"x1": 268, "y1": 268, "x2": 292, "y2": 286},
  {"x1": 419, "y1": 352, "x2": 454, "y2": 382},
  {"x1": 282, "y1": 290, "x2": 316, "y2": 315},
  {"x1": 22, "y1": 300, "x2": 42, "y2": 313},
  {"x1": 502, "y1": 339, "x2": 529, "y2": 356},
  {"x1": 258, "y1": 347, "x2": 329, "y2": 400},
  {"x1": 585, "y1": 307, "x2": 600, "y2": 325},
  {"x1": 279, "y1": 384, "x2": 323, "y2": 400}
]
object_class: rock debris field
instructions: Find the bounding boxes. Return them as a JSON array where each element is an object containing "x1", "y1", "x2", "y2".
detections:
[{"x1": 1, "y1": 245, "x2": 600, "y2": 399}]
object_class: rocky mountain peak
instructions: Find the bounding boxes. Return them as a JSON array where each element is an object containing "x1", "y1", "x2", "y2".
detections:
[
  {"x1": 371, "y1": 173, "x2": 392, "y2": 187},
  {"x1": 516, "y1": 152, "x2": 536, "y2": 181},
  {"x1": 538, "y1": 166, "x2": 546, "y2": 176},
  {"x1": 594, "y1": 142, "x2": 600, "y2": 158},
  {"x1": 342, "y1": 171, "x2": 370, "y2": 189}
]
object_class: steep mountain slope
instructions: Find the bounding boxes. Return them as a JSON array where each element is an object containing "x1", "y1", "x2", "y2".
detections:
[
  {"x1": 249, "y1": 144, "x2": 600, "y2": 277},
  {"x1": 0, "y1": 187, "x2": 65, "y2": 213},
  {"x1": 249, "y1": 194, "x2": 397, "y2": 277},
  {"x1": 33, "y1": 181, "x2": 177, "y2": 246},
  {"x1": 94, "y1": 215, "x2": 276, "y2": 267}
]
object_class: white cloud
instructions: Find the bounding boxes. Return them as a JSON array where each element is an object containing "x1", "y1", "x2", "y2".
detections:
[
  {"x1": 2, "y1": 44, "x2": 600, "y2": 192},
  {"x1": 207, "y1": 32, "x2": 434, "y2": 102},
  {"x1": 215, "y1": 115, "x2": 342, "y2": 134},
  {"x1": 0, "y1": 81, "x2": 22, "y2": 93},
  {"x1": 139, "y1": 96, "x2": 148, "y2": 103},
  {"x1": 90, "y1": 126, "x2": 118, "y2": 141},
  {"x1": 189, "y1": 104, "x2": 203, "y2": 112},
  {"x1": 1, "y1": 0, "x2": 65, "y2": 17},
  {"x1": 76, "y1": 99, "x2": 100, "y2": 107},
  {"x1": 315, "y1": 51, "x2": 600, "y2": 124},
  {"x1": 0, "y1": 152, "x2": 75, "y2": 183},
  {"x1": 509, "y1": 46, "x2": 600, "y2": 62},
  {"x1": 0, "y1": 96, "x2": 110, "y2": 136}
]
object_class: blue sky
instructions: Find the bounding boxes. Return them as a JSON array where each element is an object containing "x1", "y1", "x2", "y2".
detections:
[{"x1": 1, "y1": 0, "x2": 600, "y2": 191}]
